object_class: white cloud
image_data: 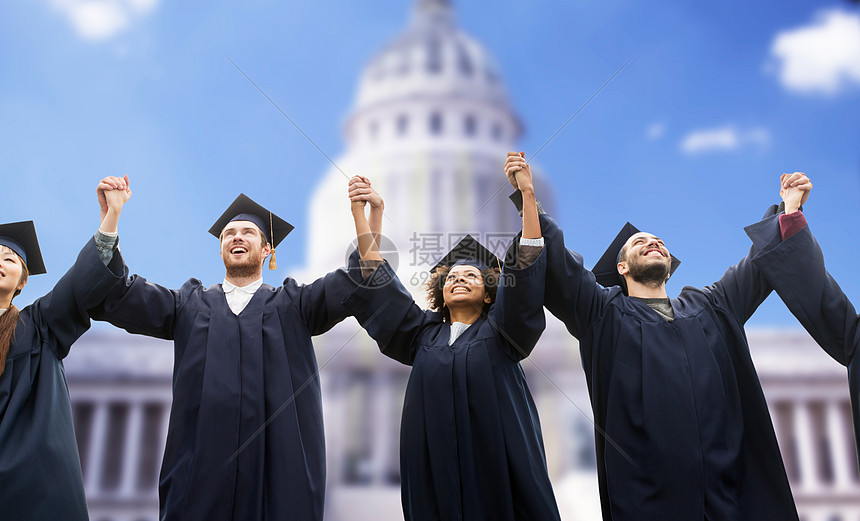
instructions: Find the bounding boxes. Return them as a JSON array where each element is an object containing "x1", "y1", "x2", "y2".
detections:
[
  {"x1": 680, "y1": 125, "x2": 771, "y2": 155},
  {"x1": 49, "y1": 0, "x2": 159, "y2": 41},
  {"x1": 745, "y1": 127, "x2": 771, "y2": 148},
  {"x1": 646, "y1": 122, "x2": 666, "y2": 140},
  {"x1": 126, "y1": 0, "x2": 158, "y2": 15},
  {"x1": 769, "y1": 9, "x2": 860, "y2": 95}
]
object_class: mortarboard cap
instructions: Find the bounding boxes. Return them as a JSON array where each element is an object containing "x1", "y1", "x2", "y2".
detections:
[
  {"x1": 208, "y1": 193, "x2": 294, "y2": 270},
  {"x1": 432, "y1": 235, "x2": 501, "y2": 273},
  {"x1": 0, "y1": 221, "x2": 46, "y2": 275},
  {"x1": 592, "y1": 222, "x2": 681, "y2": 290}
]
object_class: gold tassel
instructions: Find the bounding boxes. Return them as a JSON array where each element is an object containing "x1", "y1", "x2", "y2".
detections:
[{"x1": 268, "y1": 211, "x2": 277, "y2": 270}]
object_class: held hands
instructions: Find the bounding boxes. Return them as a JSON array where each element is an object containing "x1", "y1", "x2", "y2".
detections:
[
  {"x1": 97, "y1": 175, "x2": 131, "y2": 234},
  {"x1": 348, "y1": 175, "x2": 384, "y2": 214},
  {"x1": 505, "y1": 152, "x2": 541, "y2": 240},
  {"x1": 97, "y1": 175, "x2": 132, "y2": 222},
  {"x1": 779, "y1": 172, "x2": 812, "y2": 214},
  {"x1": 348, "y1": 175, "x2": 383, "y2": 261},
  {"x1": 504, "y1": 151, "x2": 534, "y2": 194}
]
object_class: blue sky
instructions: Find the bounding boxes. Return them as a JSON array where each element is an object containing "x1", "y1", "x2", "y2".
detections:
[{"x1": 2, "y1": 0, "x2": 858, "y2": 326}]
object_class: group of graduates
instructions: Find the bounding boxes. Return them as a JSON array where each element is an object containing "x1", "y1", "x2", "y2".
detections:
[{"x1": 0, "y1": 153, "x2": 854, "y2": 521}]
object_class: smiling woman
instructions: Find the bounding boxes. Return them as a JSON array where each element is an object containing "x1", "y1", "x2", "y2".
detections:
[
  {"x1": 0, "y1": 244, "x2": 30, "y2": 376},
  {"x1": 425, "y1": 236, "x2": 501, "y2": 324},
  {"x1": 0, "y1": 176, "x2": 129, "y2": 521},
  {"x1": 343, "y1": 155, "x2": 561, "y2": 521},
  {"x1": 427, "y1": 263, "x2": 498, "y2": 322}
]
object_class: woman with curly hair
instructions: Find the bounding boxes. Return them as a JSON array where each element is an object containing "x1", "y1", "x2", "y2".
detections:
[
  {"x1": 344, "y1": 155, "x2": 561, "y2": 521},
  {"x1": 0, "y1": 176, "x2": 129, "y2": 521}
]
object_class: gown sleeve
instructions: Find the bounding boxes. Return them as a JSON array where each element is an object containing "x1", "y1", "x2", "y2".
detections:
[
  {"x1": 747, "y1": 211, "x2": 860, "y2": 471},
  {"x1": 747, "y1": 216, "x2": 859, "y2": 366},
  {"x1": 28, "y1": 236, "x2": 125, "y2": 358},
  {"x1": 285, "y1": 262, "x2": 365, "y2": 337},
  {"x1": 526, "y1": 213, "x2": 609, "y2": 340},
  {"x1": 700, "y1": 211, "x2": 780, "y2": 325},
  {"x1": 487, "y1": 243, "x2": 547, "y2": 361},
  {"x1": 340, "y1": 252, "x2": 438, "y2": 366},
  {"x1": 89, "y1": 270, "x2": 184, "y2": 341}
]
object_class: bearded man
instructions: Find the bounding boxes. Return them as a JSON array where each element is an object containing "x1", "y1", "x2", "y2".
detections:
[
  {"x1": 503, "y1": 152, "x2": 807, "y2": 521},
  {"x1": 92, "y1": 193, "x2": 360, "y2": 521}
]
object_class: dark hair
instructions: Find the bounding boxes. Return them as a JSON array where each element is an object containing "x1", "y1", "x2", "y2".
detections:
[
  {"x1": 0, "y1": 305, "x2": 21, "y2": 378},
  {"x1": 425, "y1": 264, "x2": 501, "y2": 322}
]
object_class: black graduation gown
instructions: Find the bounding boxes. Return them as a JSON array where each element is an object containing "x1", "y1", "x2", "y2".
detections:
[
  {"x1": 0, "y1": 238, "x2": 124, "y2": 521},
  {"x1": 90, "y1": 264, "x2": 360, "y2": 521},
  {"x1": 533, "y1": 213, "x2": 798, "y2": 521},
  {"x1": 748, "y1": 215, "x2": 860, "y2": 469},
  {"x1": 341, "y1": 250, "x2": 562, "y2": 521}
]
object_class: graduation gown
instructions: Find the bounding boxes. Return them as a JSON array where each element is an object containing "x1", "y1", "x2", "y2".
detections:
[
  {"x1": 90, "y1": 264, "x2": 360, "y2": 521},
  {"x1": 532, "y1": 212, "x2": 798, "y2": 521},
  {"x1": 748, "y1": 214, "x2": 860, "y2": 469},
  {"x1": 341, "y1": 250, "x2": 562, "y2": 521},
  {"x1": 0, "y1": 238, "x2": 124, "y2": 521}
]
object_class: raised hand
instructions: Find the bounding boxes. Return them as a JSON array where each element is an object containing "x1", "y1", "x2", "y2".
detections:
[
  {"x1": 97, "y1": 175, "x2": 132, "y2": 222},
  {"x1": 348, "y1": 176, "x2": 366, "y2": 214},
  {"x1": 348, "y1": 175, "x2": 383, "y2": 261},
  {"x1": 780, "y1": 172, "x2": 812, "y2": 214},
  {"x1": 97, "y1": 175, "x2": 131, "y2": 233},
  {"x1": 348, "y1": 175, "x2": 384, "y2": 212},
  {"x1": 504, "y1": 151, "x2": 534, "y2": 193}
]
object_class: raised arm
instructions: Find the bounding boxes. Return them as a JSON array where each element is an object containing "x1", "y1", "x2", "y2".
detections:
[
  {"x1": 749, "y1": 174, "x2": 858, "y2": 364},
  {"x1": 504, "y1": 155, "x2": 607, "y2": 341},
  {"x1": 89, "y1": 180, "x2": 182, "y2": 340},
  {"x1": 344, "y1": 177, "x2": 434, "y2": 364},
  {"x1": 485, "y1": 153, "x2": 547, "y2": 360},
  {"x1": 504, "y1": 152, "x2": 541, "y2": 243},
  {"x1": 708, "y1": 173, "x2": 812, "y2": 324},
  {"x1": 755, "y1": 217, "x2": 859, "y2": 366},
  {"x1": 341, "y1": 253, "x2": 438, "y2": 366},
  {"x1": 28, "y1": 177, "x2": 130, "y2": 356},
  {"x1": 365, "y1": 177, "x2": 384, "y2": 250},
  {"x1": 702, "y1": 228, "x2": 775, "y2": 325},
  {"x1": 348, "y1": 175, "x2": 383, "y2": 262},
  {"x1": 279, "y1": 176, "x2": 387, "y2": 337},
  {"x1": 774, "y1": 173, "x2": 860, "y2": 470}
]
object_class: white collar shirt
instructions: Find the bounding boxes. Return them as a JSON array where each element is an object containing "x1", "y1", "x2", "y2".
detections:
[
  {"x1": 222, "y1": 278, "x2": 264, "y2": 315},
  {"x1": 448, "y1": 321, "x2": 472, "y2": 345}
]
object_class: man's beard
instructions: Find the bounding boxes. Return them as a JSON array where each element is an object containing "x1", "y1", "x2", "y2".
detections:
[
  {"x1": 628, "y1": 257, "x2": 670, "y2": 287},
  {"x1": 224, "y1": 252, "x2": 262, "y2": 279}
]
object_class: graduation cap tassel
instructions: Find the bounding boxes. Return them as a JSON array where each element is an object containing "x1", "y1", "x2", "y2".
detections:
[{"x1": 268, "y1": 212, "x2": 277, "y2": 270}]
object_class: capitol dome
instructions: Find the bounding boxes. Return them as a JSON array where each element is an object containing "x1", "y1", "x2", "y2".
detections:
[
  {"x1": 347, "y1": 0, "x2": 519, "y2": 142},
  {"x1": 305, "y1": 0, "x2": 550, "y2": 289}
]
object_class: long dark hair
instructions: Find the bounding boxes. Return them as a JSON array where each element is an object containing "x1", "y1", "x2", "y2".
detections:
[{"x1": 0, "y1": 260, "x2": 28, "y2": 378}]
